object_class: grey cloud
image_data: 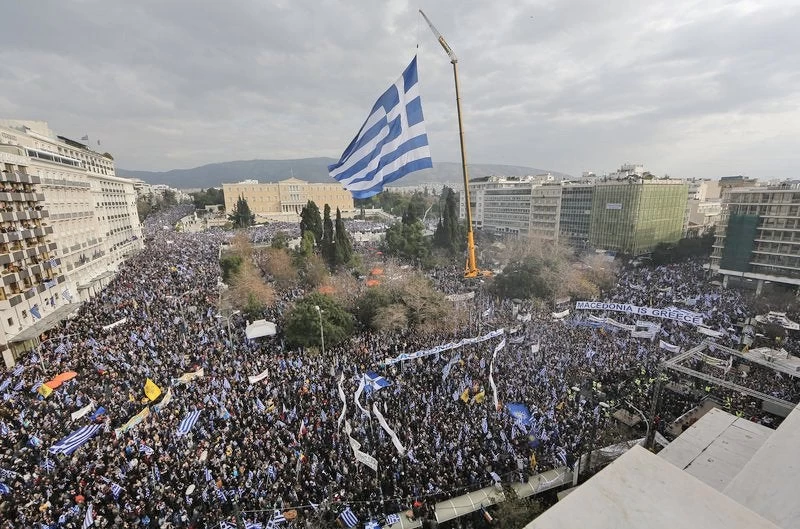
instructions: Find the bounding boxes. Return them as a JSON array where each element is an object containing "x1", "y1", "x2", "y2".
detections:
[{"x1": 0, "y1": 0, "x2": 797, "y2": 179}]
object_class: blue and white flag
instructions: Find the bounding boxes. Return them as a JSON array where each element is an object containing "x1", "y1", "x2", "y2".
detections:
[
  {"x1": 328, "y1": 56, "x2": 433, "y2": 198},
  {"x1": 82, "y1": 503, "x2": 94, "y2": 529},
  {"x1": 364, "y1": 371, "x2": 391, "y2": 392},
  {"x1": 30, "y1": 305, "x2": 42, "y2": 320},
  {"x1": 270, "y1": 510, "x2": 286, "y2": 525},
  {"x1": 62, "y1": 289, "x2": 73, "y2": 302},
  {"x1": 506, "y1": 403, "x2": 532, "y2": 426},
  {"x1": 176, "y1": 410, "x2": 201, "y2": 436},
  {"x1": 0, "y1": 482, "x2": 10, "y2": 495},
  {"x1": 11, "y1": 364, "x2": 24, "y2": 377},
  {"x1": 49, "y1": 425, "x2": 101, "y2": 456},
  {"x1": 338, "y1": 507, "x2": 359, "y2": 528},
  {"x1": 385, "y1": 513, "x2": 401, "y2": 525},
  {"x1": 110, "y1": 482, "x2": 123, "y2": 500}
]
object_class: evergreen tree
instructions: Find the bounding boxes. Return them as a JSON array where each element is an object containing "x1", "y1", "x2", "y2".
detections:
[
  {"x1": 228, "y1": 195, "x2": 255, "y2": 228},
  {"x1": 433, "y1": 187, "x2": 463, "y2": 254},
  {"x1": 299, "y1": 200, "x2": 323, "y2": 244},
  {"x1": 322, "y1": 204, "x2": 334, "y2": 265},
  {"x1": 333, "y1": 207, "x2": 353, "y2": 266}
]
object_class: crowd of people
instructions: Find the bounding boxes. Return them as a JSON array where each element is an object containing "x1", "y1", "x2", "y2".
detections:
[{"x1": 0, "y1": 207, "x2": 796, "y2": 529}]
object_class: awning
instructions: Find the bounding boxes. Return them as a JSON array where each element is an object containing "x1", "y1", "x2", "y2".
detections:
[
  {"x1": 10, "y1": 303, "x2": 83, "y2": 343},
  {"x1": 245, "y1": 320, "x2": 277, "y2": 340}
]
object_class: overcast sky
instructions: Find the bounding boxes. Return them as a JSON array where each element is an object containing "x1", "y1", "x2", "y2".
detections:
[{"x1": 1, "y1": 0, "x2": 798, "y2": 178}]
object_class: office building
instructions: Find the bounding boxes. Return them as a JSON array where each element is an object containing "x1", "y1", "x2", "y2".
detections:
[
  {"x1": 0, "y1": 120, "x2": 143, "y2": 366},
  {"x1": 559, "y1": 183, "x2": 595, "y2": 248},
  {"x1": 710, "y1": 183, "x2": 800, "y2": 292},
  {"x1": 589, "y1": 179, "x2": 688, "y2": 255},
  {"x1": 222, "y1": 178, "x2": 354, "y2": 221},
  {"x1": 460, "y1": 174, "x2": 561, "y2": 239}
]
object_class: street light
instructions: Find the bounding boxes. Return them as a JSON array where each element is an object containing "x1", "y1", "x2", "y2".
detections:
[
  {"x1": 216, "y1": 310, "x2": 240, "y2": 341},
  {"x1": 314, "y1": 305, "x2": 325, "y2": 357}
]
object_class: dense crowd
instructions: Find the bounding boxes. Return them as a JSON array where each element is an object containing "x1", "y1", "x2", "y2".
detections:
[{"x1": 0, "y1": 208, "x2": 795, "y2": 529}]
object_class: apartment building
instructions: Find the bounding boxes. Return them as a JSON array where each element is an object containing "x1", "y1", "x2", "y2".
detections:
[
  {"x1": 223, "y1": 178, "x2": 354, "y2": 221},
  {"x1": 0, "y1": 120, "x2": 143, "y2": 366},
  {"x1": 710, "y1": 183, "x2": 800, "y2": 292}
]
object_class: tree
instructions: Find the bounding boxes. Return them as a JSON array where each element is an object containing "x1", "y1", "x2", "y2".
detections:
[
  {"x1": 384, "y1": 205, "x2": 430, "y2": 264},
  {"x1": 284, "y1": 292, "x2": 354, "y2": 349},
  {"x1": 333, "y1": 207, "x2": 353, "y2": 267},
  {"x1": 228, "y1": 195, "x2": 255, "y2": 228},
  {"x1": 434, "y1": 187, "x2": 464, "y2": 254},
  {"x1": 299, "y1": 200, "x2": 323, "y2": 245},
  {"x1": 489, "y1": 486, "x2": 545, "y2": 528},
  {"x1": 257, "y1": 248, "x2": 298, "y2": 289},
  {"x1": 270, "y1": 231, "x2": 290, "y2": 249},
  {"x1": 297, "y1": 231, "x2": 316, "y2": 259},
  {"x1": 220, "y1": 255, "x2": 243, "y2": 283},
  {"x1": 322, "y1": 204, "x2": 334, "y2": 265}
]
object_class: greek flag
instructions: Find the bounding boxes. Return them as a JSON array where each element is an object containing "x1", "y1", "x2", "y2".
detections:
[
  {"x1": 245, "y1": 523, "x2": 263, "y2": 529},
  {"x1": 12, "y1": 380, "x2": 23, "y2": 392},
  {"x1": 111, "y1": 482, "x2": 123, "y2": 499},
  {"x1": 44, "y1": 279, "x2": 57, "y2": 289},
  {"x1": 30, "y1": 305, "x2": 42, "y2": 320},
  {"x1": 0, "y1": 482, "x2": 10, "y2": 495},
  {"x1": 328, "y1": 56, "x2": 433, "y2": 198},
  {"x1": 177, "y1": 410, "x2": 201, "y2": 436},
  {"x1": 0, "y1": 422, "x2": 8, "y2": 436},
  {"x1": 11, "y1": 364, "x2": 24, "y2": 377},
  {"x1": 386, "y1": 513, "x2": 401, "y2": 525},
  {"x1": 49, "y1": 424, "x2": 101, "y2": 455},
  {"x1": 139, "y1": 443, "x2": 154, "y2": 456},
  {"x1": 270, "y1": 510, "x2": 286, "y2": 525},
  {"x1": 338, "y1": 507, "x2": 359, "y2": 528},
  {"x1": 82, "y1": 503, "x2": 94, "y2": 529},
  {"x1": 62, "y1": 289, "x2": 73, "y2": 302}
]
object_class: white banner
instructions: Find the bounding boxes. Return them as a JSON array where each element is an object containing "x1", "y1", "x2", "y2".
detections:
[
  {"x1": 372, "y1": 403, "x2": 406, "y2": 455},
  {"x1": 604, "y1": 318, "x2": 636, "y2": 332},
  {"x1": 575, "y1": 301, "x2": 704, "y2": 325},
  {"x1": 631, "y1": 330, "x2": 655, "y2": 339},
  {"x1": 551, "y1": 309, "x2": 570, "y2": 319},
  {"x1": 71, "y1": 402, "x2": 95, "y2": 422},
  {"x1": 385, "y1": 328, "x2": 505, "y2": 365},
  {"x1": 517, "y1": 313, "x2": 532, "y2": 322},
  {"x1": 175, "y1": 368, "x2": 204, "y2": 385},
  {"x1": 354, "y1": 375, "x2": 369, "y2": 416},
  {"x1": 659, "y1": 340, "x2": 681, "y2": 354},
  {"x1": 446, "y1": 292, "x2": 475, "y2": 302},
  {"x1": 531, "y1": 340, "x2": 541, "y2": 354},
  {"x1": 153, "y1": 387, "x2": 173, "y2": 412},
  {"x1": 337, "y1": 374, "x2": 347, "y2": 431},
  {"x1": 248, "y1": 369, "x2": 269, "y2": 385},
  {"x1": 102, "y1": 318, "x2": 128, "y2": 331},
  {"x1": 697, "y1": 326, "x2": 724, "y2": 338},
  {"x1": 344, "y1": 421, "x2": 378, "y2": 471}
]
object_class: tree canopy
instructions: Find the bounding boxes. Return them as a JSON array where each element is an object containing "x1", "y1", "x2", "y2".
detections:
[
  {"x1": 228, "y1": 195, "x2": 255, "y2": 228},
  {"x1": 299, "y1": 200, "x2": 323, "y2": 245},
  {"x1": 433, "y1": 186, "x2": 464, "y2": 254},
  {"x1": 283, "y1": 292, "x2": 354, "y2": 349}
]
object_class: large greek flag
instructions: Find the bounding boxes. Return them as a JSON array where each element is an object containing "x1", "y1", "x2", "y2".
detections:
[
  {"x1": 329, "y1": 56, "x2": 433, "y2": 198},
  {"x1": 49, "y1": 424, "x2": 101, "y2": 456}
]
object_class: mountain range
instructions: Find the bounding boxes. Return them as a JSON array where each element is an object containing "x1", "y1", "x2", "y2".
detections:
[{"x1": 118, "y1": 158, "x2": 571, "y2": 190}]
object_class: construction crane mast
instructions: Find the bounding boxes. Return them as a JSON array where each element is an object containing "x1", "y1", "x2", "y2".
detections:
[{"x1": 419, "y1": 9, "x2": 488, "y2": 278}]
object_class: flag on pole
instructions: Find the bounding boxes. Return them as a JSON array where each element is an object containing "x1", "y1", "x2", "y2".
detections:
[{"x1": 328, "y1": 56, "x2": 433, "y2": 198}]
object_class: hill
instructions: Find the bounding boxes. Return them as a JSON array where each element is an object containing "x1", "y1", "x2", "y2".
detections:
[{"x1": 118, "y1": 158, "x2": 571, "y2": 190}]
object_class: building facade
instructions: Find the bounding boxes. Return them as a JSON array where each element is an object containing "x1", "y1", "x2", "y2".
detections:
[
  {"x1": 223, "y1": 178, "x2": 354, "y2": 220},
  {"x1": 589, "y1": 180, "x2": 688, "y2": 255},
  {"x1": 0, "y1": 120, "x2": 143, "y2": 366},
  {"x1": 710, "y1": 183, "x2": 800, "y2": 292},
  {"x1": 559, "y1": 183, "x2": 595, "y2": 248}
]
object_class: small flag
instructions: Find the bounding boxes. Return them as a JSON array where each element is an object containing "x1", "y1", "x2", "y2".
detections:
[
  {"x1": 363, "y1": 371, "x2": 391, "y2": 391},
  {"x1": 385, "y1": 513, "x2": 401, "y2": 525},
  {"x1": 80, "y1": 135, "x2": 89, "y2": 141},
  {"x1": 62, "y1": 289, "x2": 73, "y2": 302},
  {"x1": 41, "y1": 458, "x2": 55, "y2": 473},
  {"x1": 271, "y1": 510, "x2": 286, "y2": 525},
  {"x1": 30, "y1": 305, "x2": 42, "y2": 320},
  {"x1": 338, "y1": 507, "x2": 359, "y2": 528},
  {"x1": 82, "y1": 503, "x2": 94, "y2": 528},
  {"x1": 176, "y1": 410, "x2": 201, "y2": 436},
  {"x1": 328, "y1": 56, "x2": 433, "y2": 198},
  {"x1": 11, "y1": 364, "x2": 24, "y2": 377},
  {"x1": 0, "y1": 482, "x2": 10, "y2": 495},
  {"x1": 44, "y1": 279, "x2": 57, "y2": 289},
  {"x1": 49, "y1": 424, "x2": 101, "y2": 455},
  {"x1": 111, "y1": 482, "x2": 123, "y2": 500}
]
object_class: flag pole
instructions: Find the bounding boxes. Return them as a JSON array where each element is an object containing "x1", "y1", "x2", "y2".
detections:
[{"x1": 419, "y1": 10, "x2": 488, "y2": 279}]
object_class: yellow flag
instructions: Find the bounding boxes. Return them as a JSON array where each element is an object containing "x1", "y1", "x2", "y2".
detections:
[
  {"x1": 144, "y1": 378, "x2": 162, "y2": 401},
  {"x1": 473, "y1": 390, "x2": 486, "y2": 404},
  {"x1": 460, "y1": 388, "x2": 470, "y2": 403},
  {"x1": 38, "y1": 383, "x2": 53, "y2": 398},
  {"x1": 530, "y1": 453, "x2": 537, "y2": 469}
]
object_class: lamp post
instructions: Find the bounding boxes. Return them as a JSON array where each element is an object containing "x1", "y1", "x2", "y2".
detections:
[
  {"x1": 217, "y1": 310, "x2": 240, "y2": 342},
  {"x1": 314, "y1": 305, "x2": 325, "y2": 357}
]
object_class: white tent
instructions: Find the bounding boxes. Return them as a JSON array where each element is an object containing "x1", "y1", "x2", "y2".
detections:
[{"x1": 245, "y1": 320, "x2": 276, "y2": 340}]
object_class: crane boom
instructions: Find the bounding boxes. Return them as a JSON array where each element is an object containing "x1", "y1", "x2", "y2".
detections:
[
  {"x1": 419, "y1": 9, "x2": 458, "y2": 63},
  {"x1": 419, "y1": 10, "x2": 487, "y2": 278}
]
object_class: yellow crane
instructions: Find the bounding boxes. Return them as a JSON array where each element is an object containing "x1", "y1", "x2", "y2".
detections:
[{"x1": 420, "y1": 9, "x2": 490, "y2": 278}]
